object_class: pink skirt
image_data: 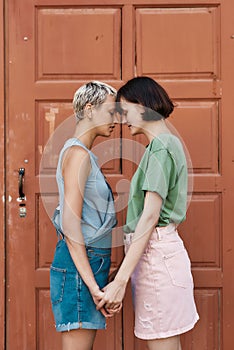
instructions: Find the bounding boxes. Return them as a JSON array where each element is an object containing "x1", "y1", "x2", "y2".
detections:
[{"x1": 130, "y1": 224, "x2": 199, "y2": 340}]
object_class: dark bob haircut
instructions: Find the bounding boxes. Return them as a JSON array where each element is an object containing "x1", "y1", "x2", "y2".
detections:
[{"x1": 116, "y1": 76, "x2": 174, "y2": 120}]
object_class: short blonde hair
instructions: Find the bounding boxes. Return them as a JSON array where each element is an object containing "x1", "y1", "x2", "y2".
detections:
[{"x1": 73, "y1": 81, "x2": 116, "y2": 122}]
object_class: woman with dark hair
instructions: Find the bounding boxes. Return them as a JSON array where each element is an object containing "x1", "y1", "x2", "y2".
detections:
[{"x1": 98, "y1": 77, "x2": 199, "y2": 350}]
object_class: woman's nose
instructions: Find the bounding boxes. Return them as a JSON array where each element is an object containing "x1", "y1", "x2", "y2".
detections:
[
  {"x1": 113, "y1": 112, "x2": 121, "y2": 124},
  {"x1": 121, "y1": 114, "x2": 127, "y2": 124}
]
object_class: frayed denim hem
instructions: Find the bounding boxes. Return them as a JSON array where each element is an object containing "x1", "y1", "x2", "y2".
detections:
[{"x1": 56, "y1": 321, "x2": 107, "y2": 332}]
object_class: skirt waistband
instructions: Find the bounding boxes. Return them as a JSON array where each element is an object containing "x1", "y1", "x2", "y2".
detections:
[
  {"x1": 124, "y1": 223, "x2": 178, "y2": 245},
  {"x1": 154, "y1": 223, "x2": 178, "y2": 241}
]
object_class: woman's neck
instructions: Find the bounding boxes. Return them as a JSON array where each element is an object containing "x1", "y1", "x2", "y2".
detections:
[
  {"x1": 143, "y1": 119, "x2": 171, "y2": 143},
  {"x1": 73, "y1": 123, "x2": 96, "y2": 150}
]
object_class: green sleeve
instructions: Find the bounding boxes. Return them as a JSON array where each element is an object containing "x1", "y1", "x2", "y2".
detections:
[{"x1": 142, "y1": 149, "x2": 175, "y2": 200}]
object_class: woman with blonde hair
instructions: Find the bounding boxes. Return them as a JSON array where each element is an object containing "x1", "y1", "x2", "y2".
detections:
[{"x1": 50, "y1": 81, "x2": 120, "y2": 350}]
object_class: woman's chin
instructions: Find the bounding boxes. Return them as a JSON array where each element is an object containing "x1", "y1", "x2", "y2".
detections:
[
  {"x1": 102, "y1": 131, "x2": 113, "y2": 137},
  {"x1": 129, "y1": 127, "x2": 140, "y2": 136},
  {"x1": 97, "y1": 128, "x2": 113, "y2": 137}
]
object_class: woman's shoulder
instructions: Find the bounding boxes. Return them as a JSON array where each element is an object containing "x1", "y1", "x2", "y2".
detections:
[
  {"x1": 149, "y1": 134, "x2": 187, "y2": 167},
  {"x1": 150, "y1": 133, "x2": 184, "y2": 154},
  {"x1": 59, "y1": 139, "x2": 93, "y2": 177},
  {"x1": 62, "y1": 138, "x2": 97, "y2": 159},
  {"x1": 63, "y1": 137, "x2": 87, "y2": 150}
]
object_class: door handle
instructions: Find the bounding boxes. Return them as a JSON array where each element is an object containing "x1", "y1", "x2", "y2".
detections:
[{"x1": 18, "y1": 168, "x2": 25, "y2": 201}]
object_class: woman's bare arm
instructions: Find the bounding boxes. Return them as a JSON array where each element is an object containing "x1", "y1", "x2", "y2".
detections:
[
  {"x1": 96, "y1": 191, "x2": 162, "y2": 310},
  {"x1": 62, "y1": 146, "x2": 111, "y2": 317}
]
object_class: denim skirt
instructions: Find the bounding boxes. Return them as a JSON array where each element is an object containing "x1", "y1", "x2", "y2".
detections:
[{"x1": 50, "y1": 238, "x2": 111, "y2": 332}]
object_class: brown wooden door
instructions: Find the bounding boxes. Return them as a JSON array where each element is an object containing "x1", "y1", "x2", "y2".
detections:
[
  {"x1": 5, "y1": 0, "x2": 234, "y2": 349},
  {"x1": 0, "y1": 0, "x2": 5, "y2": 348}
]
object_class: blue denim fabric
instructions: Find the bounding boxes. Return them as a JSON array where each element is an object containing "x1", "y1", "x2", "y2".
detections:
[
  {"x1": 50, "y1": 238, "x2": 111, "y2": 332},
  {"x1": 55, "y1": 138, "x2": 117, "y2": 248}
]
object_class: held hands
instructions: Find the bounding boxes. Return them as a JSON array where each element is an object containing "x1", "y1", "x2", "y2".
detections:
[
  {"x1": 89, "y1": 285, "x2": 113, "y2": 318},
  {"x1": 93, "y1": 236, "x2": 132, "y2": 316},
  {"x1": 90, "y1": 284, "x2": 122, "y2": 317},
  {"x1": 96, "y1": 279, "x2": 127, "y2": 314}
]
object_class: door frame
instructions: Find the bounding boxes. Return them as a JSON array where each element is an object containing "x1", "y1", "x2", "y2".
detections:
[
  {"x1": 0, "y1": 0, "x2": 5, "y2": 349},
  {"x1": 222, "y1": 0, "x2": 234, "y2": 347}
]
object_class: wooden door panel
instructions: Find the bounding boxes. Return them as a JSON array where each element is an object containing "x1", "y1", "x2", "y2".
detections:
[
  {"x1": 170, "y1": 101, "x2": 219, "y2": 173},
  {"x1": 37, "y1": 195, "x2": 58, "y2": 268},
  {"x1": 181, "y1": 290, "x2": 220, "y2": 350},
  {"x1": 36, "y1": 7, "x2": 121, "y2": 80},
  {"x1": 37, "y1": 290, "x2": 62, "y2": 349},
  {"x1": 136, "y1": 6, "x2": 220, "y2": 78},
  {"x1": 36, "y1": 102, "x2": 73, "y2": 175},
  {"x1": 180, "y1": 194, "x2": 221, "y2": 267}
]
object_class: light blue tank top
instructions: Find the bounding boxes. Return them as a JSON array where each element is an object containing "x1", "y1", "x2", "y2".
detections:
[{"x1": 54, "y1": 138, "x2": 117, "y2": 248}]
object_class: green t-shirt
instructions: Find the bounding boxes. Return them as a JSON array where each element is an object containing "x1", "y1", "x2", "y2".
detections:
[{"x1": 124, "y1": 134, "x2": 188, "y2": 233}]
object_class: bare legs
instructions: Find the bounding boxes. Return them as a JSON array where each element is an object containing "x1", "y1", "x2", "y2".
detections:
[
  {"x1": 62, "y1": 329, "x2": 97, "y2": 350},
  {"x1": 61, "y1": 329, "x2": 182, "y2": 350},
  {"x1": 147, "y1": 335, "x2": 181, "y2": 350}
]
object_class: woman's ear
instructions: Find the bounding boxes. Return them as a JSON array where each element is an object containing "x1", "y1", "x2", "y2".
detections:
[{"x1": 84, "y1": 103, "x2": 93, "y2": 119}]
